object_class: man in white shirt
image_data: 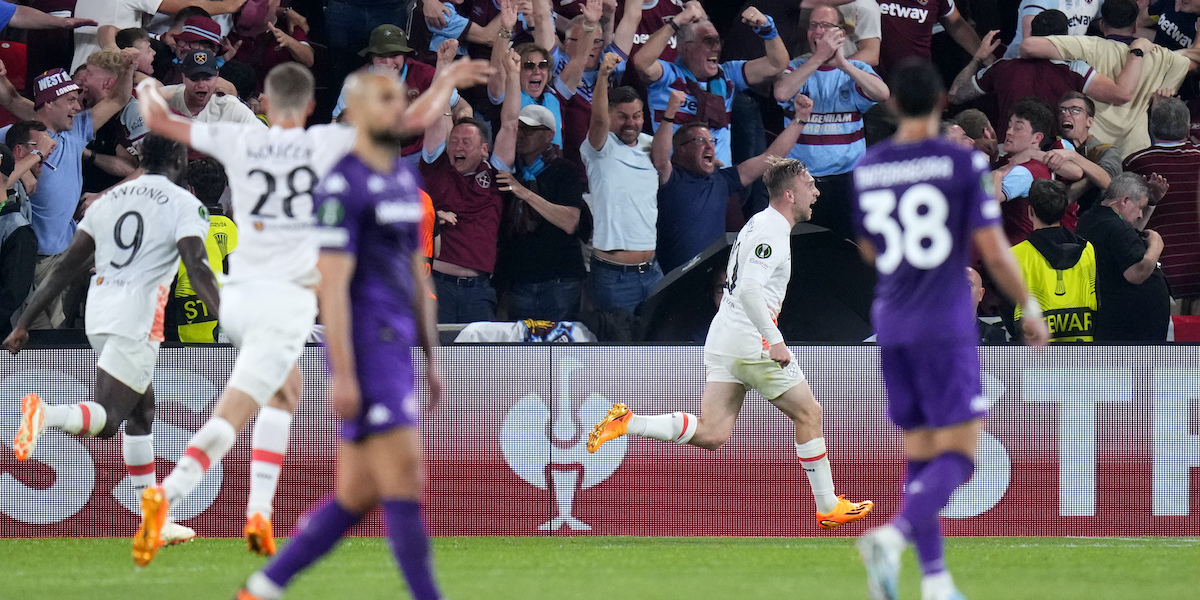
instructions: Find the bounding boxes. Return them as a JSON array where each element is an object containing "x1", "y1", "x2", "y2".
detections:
[
  {"x1": 162, "y1": 50, "x2": 263, "y2": 126},
  {"x1": 4, "y1": 134, "x2": 219, "y2": 545},
  {"x1": 581, "y1": 52, "x2": 669, "y2": 315},
  {"x1": 587, "y1": 157, "x2": 873, "y2": 531}
]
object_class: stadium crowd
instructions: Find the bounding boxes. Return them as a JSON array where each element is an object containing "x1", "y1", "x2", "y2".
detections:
[{"x1": 0, "y1": 0, "x2": 1197, "y2": 343}]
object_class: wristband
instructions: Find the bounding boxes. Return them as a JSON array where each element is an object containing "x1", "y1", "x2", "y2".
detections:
[
  {"x1": 498, "y1": 26, "x2": 513, "y2": 39},
  {"x1": 1128, "y1": 48, "x2": 1145, "y2": 57},
  {"x1": 752, "y1": 15, "x2": 778, "y2": 40},
  {"x1": 663, "y1": 116, "x2": 675, "y2": 122},
  {"x1": 668, "y1": 18, "x2": 681, "y2": 33},
  {"x1": 582, "y1": 22, "x2": 598, "y2": 33}
]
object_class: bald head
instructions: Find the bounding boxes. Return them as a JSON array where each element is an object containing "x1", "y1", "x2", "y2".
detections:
[
  {"x1": 343, "y1": 72, "x2": 409, "y2": 149},
  {"x1": 967, "y1": 267, "x2": 984, "y2": 308}
]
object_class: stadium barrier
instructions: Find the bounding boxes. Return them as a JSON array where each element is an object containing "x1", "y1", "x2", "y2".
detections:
[{"x1": 1, "y1": 345, "x2": 1198, "y2": 538}]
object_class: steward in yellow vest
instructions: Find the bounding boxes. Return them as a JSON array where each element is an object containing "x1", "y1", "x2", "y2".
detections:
[{"x1": 1012, "y1": 180, "x2": 1097, "y2": 342}]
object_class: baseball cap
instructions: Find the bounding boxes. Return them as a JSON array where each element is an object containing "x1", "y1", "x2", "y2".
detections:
[
  {"x1": 33, "y1": 68, "x2": 81, "y2": 109},
  {"x1": 177, "y1": 16, "x2": 223, "y2": 45},
  {"x1": 359, "y1": 24, "x2": 413, "y2": 57},
  {"x1": 235, "y1": 0, "x2": 272, "y2": 37},
  {"x1": 518, "y1": 104, "x2": 556, "y2": 131},
  {"x1": 183, "y1": 50, "x2": 220, "y2": 79}
]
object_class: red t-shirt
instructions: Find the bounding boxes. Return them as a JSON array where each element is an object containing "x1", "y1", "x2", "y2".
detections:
[
  {"x1": 229, "y1": 23, "x2": 311, "y2": 89},
  {"x1": 877, "y1": 0, "x2": 955, "y2": 79},
  {"x1": 1002, "y1": 159, "x2": 1054, "y2": 246},
  {"x1": 1125, "y1": 142, "x2": 1200, "y2": 297},
  {"x1": 419, "y1": 152, "x2": 503, "y2": 273}
]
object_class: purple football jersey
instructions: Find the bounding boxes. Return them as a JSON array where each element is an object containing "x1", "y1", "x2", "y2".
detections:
[
  {"x1": 852, "y1": 138, "x2": 1001, "y2": 346},
  {"x1": 314, "y1": 154, "x2": 427, "y2": 438}
]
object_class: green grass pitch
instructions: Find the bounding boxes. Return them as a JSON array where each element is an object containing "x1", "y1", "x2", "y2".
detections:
[{"x1": 2, "y1": 537, "x2": 1197, "y2": 599}]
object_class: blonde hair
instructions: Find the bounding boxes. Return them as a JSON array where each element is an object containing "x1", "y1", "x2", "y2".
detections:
[
  {"x1": 762, "y1": 157, "x2": 810, "y2": 199},
  {"x1": 86, "y1": 49, "x2": 126, "y2": 77},
  {"x1": 263, "y1": 63, "x2": 315, "y2": 116}
]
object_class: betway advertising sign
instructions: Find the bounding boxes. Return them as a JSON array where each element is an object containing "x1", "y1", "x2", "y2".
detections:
[{"x1": 1, "y1": 346, "x2": 1197, "y2": 537}]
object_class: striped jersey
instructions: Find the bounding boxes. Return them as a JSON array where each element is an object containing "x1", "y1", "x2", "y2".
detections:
[{"x1": 777, "y1": 57, "x2": 879, "y2": 177}]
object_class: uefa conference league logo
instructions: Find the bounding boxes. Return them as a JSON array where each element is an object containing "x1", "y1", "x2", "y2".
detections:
[{"x1": 500, "y1": 357, "x2": 626, "y2": 531}]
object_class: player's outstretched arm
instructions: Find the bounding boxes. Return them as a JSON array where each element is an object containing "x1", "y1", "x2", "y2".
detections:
[
  {"x1": 177, "y1": 236, "x2": 220, "y2": 319},
  {"x1": 137, "y1": 78, "x2": 194, "y2": 146},
  {"x1": 973, "y1": 224, "x2": 1050, "y2": 346},
  {"x1": 411, "y1": 252, "x2": 442, "y2": 409},
  {"x1": 2, "y1": 232, "x2": 95, "y2": 354},
  {"x1": 316, "y1": 250, "x2": 361, "y2": 419}
]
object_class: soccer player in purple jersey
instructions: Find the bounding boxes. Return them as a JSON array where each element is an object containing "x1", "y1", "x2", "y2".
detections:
[
  {"x1": 851, "y1": 59, "x2": 1050, "y2": 600},
  {"x1": 235, "y1": 70, "x2": 479, "y2": 600}
]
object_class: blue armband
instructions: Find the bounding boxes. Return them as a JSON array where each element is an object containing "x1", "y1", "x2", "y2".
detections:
[{"x1": 753, "y1": 15, "x2": 778, "y2": 40}]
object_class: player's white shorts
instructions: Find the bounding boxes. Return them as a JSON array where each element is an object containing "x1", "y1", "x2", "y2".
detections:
[
  {"x1": 704, "y1": 348, "x2": 806, "y2": 401},
  {"x1": 221, "y1": 281, "x2": 317, "y2": 406},
  {"x1": 88, "y1": 333, "x2": 160, "y2": 394}
]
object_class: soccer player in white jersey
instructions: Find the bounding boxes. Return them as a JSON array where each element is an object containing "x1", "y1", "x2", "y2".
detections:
[
  {"x1": 588, "y1": 157, "x2": 874, "y2": 530},
  {"x1": 131, "y1": 59, "x2": 492, "y2": 567},
  {"x1": 4, "y1": 134, "x2": 220, "y2": 545}
]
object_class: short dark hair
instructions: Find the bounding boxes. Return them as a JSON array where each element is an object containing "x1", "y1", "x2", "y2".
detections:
[
  {"x1": 609, "y1": 86, "x2": 642, "y2": 110},
  {"x1": 1010, "y1": 97, "x2": 1056, "y2": 150},
  {"x1": 0, "y1": 143, "x2": 14, "y2": 178},
  {"x1": 115, "y1": 27, "x2": 150, "y2": 49},
  {"x1": 1031, "y1": 9, "x2": 1069, "y2": 36},
  {"x1": 171, "y1": 6, "x2": 210, "y2": 27},
  {"x1": 5, "y1": 120, "x2": 47, "y2": 147},
  {"x1": 186, "y1": 157, "x2": 227, "y2": 207},
  {"x1": 1059, "y1": 91, "x2": 1095, "y2": 117},
  {"x1": 953, "y1": 109, "x2": 993, "y2": 140},
  {"x1": 219, "y1": 60, "x2": 258, "y2": 101},
  {"x1": 1028, "y1": 179, "x2": 1068, "y2": 225},
  {"x1": 889, "y1": 59, "x2": 944, "y2": 118},
  {"x1": 453, "y1": 116, "x2": 492, "y2": 145},
  {"x1": 672, "y1": 122, "x2": 709, "y2": 147},
  {"x1": 1100, "y1": 0, "x2": 1138, "y2": 30},
  {"x1": 139, "y1": 134, "x2": 186, "y2": 175}
]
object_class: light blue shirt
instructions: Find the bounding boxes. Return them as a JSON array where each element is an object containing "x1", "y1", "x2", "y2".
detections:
[
  {"x1": 429, "y1": 2, "x2": 470, "y2": 54},
  {"x1": 29, "y1": 111, "x2": 94, "y2": 255},
  {"x1": 778, "y1": 57, "x2": 879, "y2": 177},
  {"x1": 647, "y1": 59, "x2": 749, "y2": 166}
]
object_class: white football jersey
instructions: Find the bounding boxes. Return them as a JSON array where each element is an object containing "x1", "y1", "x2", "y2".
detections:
[
  {"x1": 191, "y1": 123, "x2": 358, "y2": 287},
  {"x1": 78, "y1": 173, "x2": 211, "y2": 341},
  {"x1": 705, "y1": 207, "x2": 793, "y2": 358}
]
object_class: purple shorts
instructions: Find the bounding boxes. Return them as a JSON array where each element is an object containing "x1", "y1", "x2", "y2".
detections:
[
  {"x1": 339, "y1": 342, "x2": 418, "y2": 442},
  {"x1": 879, "y1": 339, "x2": 986, "y2": 430}
]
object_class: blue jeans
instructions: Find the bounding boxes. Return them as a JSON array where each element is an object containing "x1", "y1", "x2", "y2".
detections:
[
  {"x1": 589, "y1": 258, "x2": 663, "y2": 315},
  {"x1": 433, "y1": 272, "x2": 497, "y2": 324},
  {"x1": 507, "y1": 279, "x2": 582, "y2": 322}
]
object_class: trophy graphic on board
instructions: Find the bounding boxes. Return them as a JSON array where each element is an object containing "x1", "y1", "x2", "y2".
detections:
[{"x1": 501, "y1": 357, "x2": 626, "y2": 531}]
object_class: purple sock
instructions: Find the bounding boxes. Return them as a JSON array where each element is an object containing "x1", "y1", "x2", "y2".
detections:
[
  {"x1": 893, "y1": 453, "x2": 974, "y2": 575},
  {"x1": 906, "y1": 459, "x2": 930, "y2": 487},
  {"x1": 383, "y1": 499, "x2": 441, "y2": 600},
  {"x1": 262, "y1": 499, "x2": 363, "y2": 588}
]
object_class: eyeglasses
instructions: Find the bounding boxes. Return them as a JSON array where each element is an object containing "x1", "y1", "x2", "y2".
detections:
[
  {"x1": 808, "y1": 21, "x2": 840, "y2": 31},
  {"x1": 684, "y1": 137, "x2": 716, "y2": 147},
  {"x1": 1058, "y1": 106, "x2": 1087, "y2": 115},
  {"x1": 522, "y1": 60, "x2": 550, "y2": 71},
  {"x1": 684, "y1": 37, "x2": 722, "y2": 49}
]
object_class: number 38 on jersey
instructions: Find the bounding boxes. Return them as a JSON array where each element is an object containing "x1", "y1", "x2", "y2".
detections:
[{"x1": 859, "y1": 184, "x2": 953, "y2": 274}]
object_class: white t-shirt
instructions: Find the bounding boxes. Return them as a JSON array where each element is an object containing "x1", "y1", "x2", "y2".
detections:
[
  {"x1": 579, "y1": 132, "x2": 658, "y2": 252},
  {"x1": 705, "y1": 207, "x2": 792, "y2": 358},
  {"x1": 190, "y1": 122, "x2": 358, "y2": 286},
  {"x1": 840, "y1": 0, "x2": 882, "y2": 58},
  {"x1": 163, "y1": 85, "x2": 265, "y2": 126},
  {"x1": 78, "y1": 173, "x2": 210, "y2": 341},
  {"x1": 72, "y1": 0, "x2": 164, "y2": 71}
]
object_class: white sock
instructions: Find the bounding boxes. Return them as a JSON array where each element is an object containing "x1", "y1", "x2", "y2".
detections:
[
  {"x1": 46, "y1": 402, "x2": 106, "y2": 436},
  {"x1": 245, "y1": 571, "x2": 284, "y2": 600},
  {"x1": 796, "y1": 438, "x2": 838, "y2": 514},
  {"x1": 921, "y1": 570, "x2": 956, "y2": 600},
  {"x1": 163, "y1": 417, "x2": 237, "y2": 503},
  {"x1": 627, "y1": 412, "x2": 697, "y2": 444},
  {"x1": 122, "y1": 433, "x2": 156, "y2": 494},
  {"x1": 247, "y1": 406, "x2": 291, "y2": 518}
]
